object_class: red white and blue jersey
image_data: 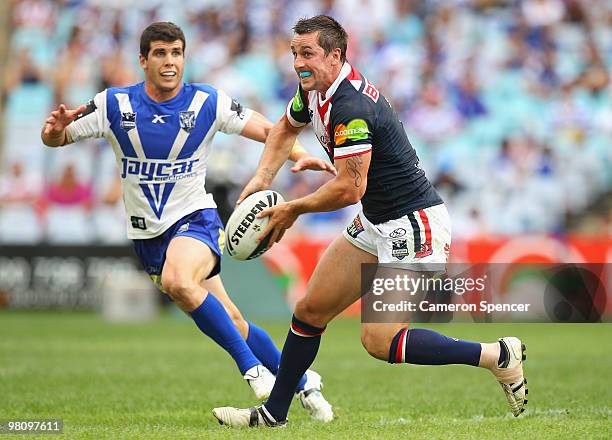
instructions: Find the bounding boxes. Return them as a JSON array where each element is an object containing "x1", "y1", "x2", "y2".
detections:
[
  {"x1": 67, "y1": 82, "x2": 252, "y2": 239},
  {"x1": 286, "y1": 63, "x2": 442, "y2": 224}
]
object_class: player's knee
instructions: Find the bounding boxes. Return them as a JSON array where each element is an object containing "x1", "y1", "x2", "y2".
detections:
[
  {"x1": 360, "y1": 328, "x2": 388, "y2": 361},
  {"x1": 161, "y1": 270, "x2": 199, "y2": 308},
  {"x1": 294, "y1": 298, "x2": 328, "y2": 328}
]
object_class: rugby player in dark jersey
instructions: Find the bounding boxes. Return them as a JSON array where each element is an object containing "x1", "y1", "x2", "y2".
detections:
[{"x1": 213, "y1": 15, "x2": 528, "y2": 427}]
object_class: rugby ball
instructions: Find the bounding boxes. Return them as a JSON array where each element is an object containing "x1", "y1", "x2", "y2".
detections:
[{"x1": 225, "y1": 190, "x2": 285, "y2": 260}]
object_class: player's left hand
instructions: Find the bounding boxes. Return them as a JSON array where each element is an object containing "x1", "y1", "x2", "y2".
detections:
[
  {"x1": 256, "y1": 202, "x2": 298, "y2": 248},
  {"x1": 291, "y1": 156, "x2": 337, "y2": 176},
  {"x1": 43, "y1": 103, "x2": 88, "y2": 135}
]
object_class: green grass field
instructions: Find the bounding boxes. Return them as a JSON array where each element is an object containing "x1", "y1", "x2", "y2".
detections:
[{"x1": 1, "y1": 311, "x2": 610, "y2": 439}]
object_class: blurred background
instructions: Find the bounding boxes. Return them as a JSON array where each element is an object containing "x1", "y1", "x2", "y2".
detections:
[{"x1": 0, "y1": 0, "x2": 610, "y2": 318}]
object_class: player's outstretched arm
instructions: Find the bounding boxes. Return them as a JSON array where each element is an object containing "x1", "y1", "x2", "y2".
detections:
[
  {"x1": 239, "y1": 111, "x2": 335, "y2": 176},
  {"x1": 257, "y1": 151, "x2": 371, "y2": 246},
  {"x1": 237, "y1": 114, "x2": 304, "y2": 203},
  {"x1": 41, "y1": 103, "x2": 87, "y2": 147},
  {"x1": 239, "y1": 110, "x2": 307, "y2": 161}
]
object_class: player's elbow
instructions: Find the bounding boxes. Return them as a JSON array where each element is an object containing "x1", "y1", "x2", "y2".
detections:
[
  {"x1": 338, "y1": 185, "x2": 364, "y2": 206},
  {"x1": 341, "y1": 192, "x2": 361, "y2": 206},
  {"x1": 262, "y1": 124, "x2": 272, "y2": 141}
]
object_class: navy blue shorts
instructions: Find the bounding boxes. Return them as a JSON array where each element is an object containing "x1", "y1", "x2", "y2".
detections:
[{"x1": 132, "y1": 209, "x2": 225, "y2": 292}]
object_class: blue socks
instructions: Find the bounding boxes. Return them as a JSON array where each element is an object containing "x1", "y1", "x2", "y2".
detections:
[
  {"x1": 264, "y1": 315, "x2": 325, "y2": 422},
  {"x1": 190, "y1": 294, "x2": 260, "y2": 375},
  {"x1": 246, "y1": 321, "x2": 307, "y2": 391},
  {"x1": 389, "y1": 328, "x2": 481, "y2": 366}
]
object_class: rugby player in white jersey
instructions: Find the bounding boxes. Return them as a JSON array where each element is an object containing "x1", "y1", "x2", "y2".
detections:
[
  {"x1": 212, "y1": 15, "x2": 528, "y2": 428},
  {"x1": 41, "y1": 21, "x2": 333, "y2": 421}
]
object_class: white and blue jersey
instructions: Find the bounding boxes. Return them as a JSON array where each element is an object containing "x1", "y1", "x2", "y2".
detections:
[{"x1": 67, "y1": 82, "x2": 252, "y2": 239}]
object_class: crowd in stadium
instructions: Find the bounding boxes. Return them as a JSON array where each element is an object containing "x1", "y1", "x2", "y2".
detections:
[{"x1": 1, "y1": 0, "x2": 611, "y2": 243}]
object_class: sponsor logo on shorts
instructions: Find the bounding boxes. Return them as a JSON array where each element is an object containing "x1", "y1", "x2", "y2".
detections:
[
  {"x1": 389, "y1": 228, "x2": 406, "y2": 238},
  {"x1": 391, "y1": 239, "x2": 409, "y2": 260},
  {"x1": 218, "y1": 228, "x2": 225, "y2": 253},
  {"x1": 150, "y1": 274, "x2": 166, "y2": 293},
  {"x1": 120, "y1": 112, "x2": 136, "y2": 131},
  {"x1": 334, "y1": 119, "x2": 369, "y2": 145},
  {"x1": 347, "y1": 215, "x2": 365, "y2": 238},
  {"x1": 415, "y1": 242, "x2": 433, "y2": 258},
  {"x1": 177, "y1": 223, "x2": 189, "y2": 234}
]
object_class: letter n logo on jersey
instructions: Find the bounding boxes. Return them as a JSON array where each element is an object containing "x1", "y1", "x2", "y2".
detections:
[{"x1": 179, "y1": 111, "x2": 196, "y2": 133}]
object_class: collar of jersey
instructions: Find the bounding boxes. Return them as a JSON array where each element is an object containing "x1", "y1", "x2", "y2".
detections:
[
  {"x1": 139, "y1": 81, "x2": 188, "y2": 107},
  {"x1": 320, "y1": 62, "x2": 352, "y2": 103}
]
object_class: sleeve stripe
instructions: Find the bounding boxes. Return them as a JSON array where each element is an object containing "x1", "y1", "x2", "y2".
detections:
[
  {"x1": 334, "y1": 144, "x2": 372, "y2": 159},
  {"x1": 286, "y1": 101, "x2": 307, "y2": 127}
]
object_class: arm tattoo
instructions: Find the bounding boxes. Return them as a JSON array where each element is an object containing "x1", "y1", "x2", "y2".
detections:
[
  {"x1": 346, "y1": 156, "x2": 363, "y2": 187},
  {"x1": 260, "y1": 167, "x2": 275, "y2": 184}
]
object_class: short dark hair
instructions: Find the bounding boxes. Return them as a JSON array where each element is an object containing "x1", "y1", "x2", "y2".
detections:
[
  {"x1": 140, "y1": 22, "x2": 186, "y2": 58},
  {"x1": 293, "y1": 15, "x2": 348, "y2": 63}
]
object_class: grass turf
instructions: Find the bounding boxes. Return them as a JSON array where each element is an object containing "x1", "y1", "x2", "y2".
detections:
[{"x1": 0, "y1": 311, "x2": 610, "y2": 439}]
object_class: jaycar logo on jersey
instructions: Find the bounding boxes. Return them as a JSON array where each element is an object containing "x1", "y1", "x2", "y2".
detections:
[
  {"x1": 334, "y1": 119, "x2": 369, "y2": 145},
  {"x1": 179, "y1": 111, "x2": 196, "y2": 132},
  {"x1": 120, "y1": 158, "x2": 199, "y2": 182}
]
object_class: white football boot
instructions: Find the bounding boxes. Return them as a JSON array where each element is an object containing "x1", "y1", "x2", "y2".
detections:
[
  {"x1": 212, "y1": 405, "x2": 286, "y2": 428},
  {"x1": 491, "y1": 337, "x2": 528, "y2": 417},
  {"x1": 243, "y1": 365, "x2": 275, "y2": 401},
  {"x1": 296, "y1": 370, "x2": 334, "y2": 422}
]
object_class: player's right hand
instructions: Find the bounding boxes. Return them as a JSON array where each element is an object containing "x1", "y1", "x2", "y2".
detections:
[
  {"x1": 236, "y1": 173, "x2": 271, "y2": 205},
  {"x1": 43, "y1": 104, "x2": 87, "y2": 135}
]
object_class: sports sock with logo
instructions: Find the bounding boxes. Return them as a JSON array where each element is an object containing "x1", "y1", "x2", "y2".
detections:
[
  {"x1": 388, "y1": 328, "x2": 481, "y2": 366},
  {"x1": 246, "y1": 321, "x2": 308, "y2": 391},
  {"x1": 263, "y1": 315, "x2": 325, "y2": 422},
  {"x1": 190, "y1": 294, "x2": 260, "y2": 375}
]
